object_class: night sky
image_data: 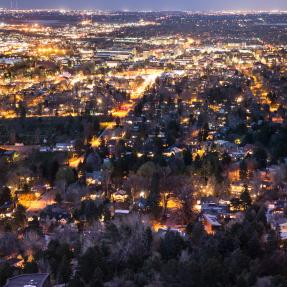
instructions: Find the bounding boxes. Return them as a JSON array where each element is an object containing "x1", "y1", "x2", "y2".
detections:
[{"x1": 1, "y1": 0, "x2": 287, "y2": 11}]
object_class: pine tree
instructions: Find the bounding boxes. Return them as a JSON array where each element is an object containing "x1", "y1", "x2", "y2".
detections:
[
  {"x1": 240, "y1": 185, "x2": 252, "y2": 210},
  {"x1": 239, "y1": 160, "x2": 248, "y2": 181},
  {"x1": 147, "y1": 173, "x2": 161, "y2": 216},
  {"x1": 57, "y1": 256, "x2": 72, "y2": 284}
]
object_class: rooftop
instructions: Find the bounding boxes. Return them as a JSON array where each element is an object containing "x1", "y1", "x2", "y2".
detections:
[
  {"x1": 4, "y1": 273, "x2": 50, "y2": 287},
  {"x1": 203, "y1": 214, "x2": 222, "y2": 227}
]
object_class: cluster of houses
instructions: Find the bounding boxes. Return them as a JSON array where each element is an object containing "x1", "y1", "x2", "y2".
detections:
[{"x1": 39, "y1": 142, "x2": 75, "y2": 153}]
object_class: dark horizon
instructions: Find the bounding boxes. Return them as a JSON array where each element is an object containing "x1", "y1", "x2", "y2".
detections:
[{"x1": 1, "y1": 0, "x2": 287, "y2": 12}]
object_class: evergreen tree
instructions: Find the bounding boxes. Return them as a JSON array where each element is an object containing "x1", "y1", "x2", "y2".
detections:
[
  {"x1": 57, "y1": 256, "x2": 72, "y2": 284},
  {"x1": 183, "y1": 149, "x2": 192, "y2": 166},
  {"x1": 0, "y1": 263, "x2": 13, "y2": 286},
  {"x1": 14, "y1": 204, "x2": 26, "y2": 226},
  {"x1": 0, "y1": 186, "x2": 11, "y2": 206},
  {"x1": 147, "y1": 173, "x2": 161, "y2": 216},
  {"x1": 23, "y1": 260, "x2": 38, "y2": 274},
  {"x1": 239, "y1": 160, "x2": 248, "y2": 181},
  {"x1": 191, "y1": 222, "x2": 206, "y2": 245},
  {"x1": 240, "y1": 185, "x2": 252, "y2": 210},
  {"x1": 55, "y1": 192, "x2": 63, "y2": 204},
  {"x1": 160, "y1": 231, "x2": 185, "y2": 261}
]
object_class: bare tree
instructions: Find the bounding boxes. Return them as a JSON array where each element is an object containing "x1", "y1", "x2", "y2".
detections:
[
  {"x1": 173, "y1": 177, "x2": 194, "y2": 224},
  {"x1": 124, "y1": 172, "x2": 148, "y2": 202}
]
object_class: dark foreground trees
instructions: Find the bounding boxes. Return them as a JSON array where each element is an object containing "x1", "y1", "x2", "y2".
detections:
[
  {"x1": 2, "y1": 205, "x2": 287, "y2": 287},
  {"x1": 67, "y1": 207, "x2": 287, "y2": 287}
]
